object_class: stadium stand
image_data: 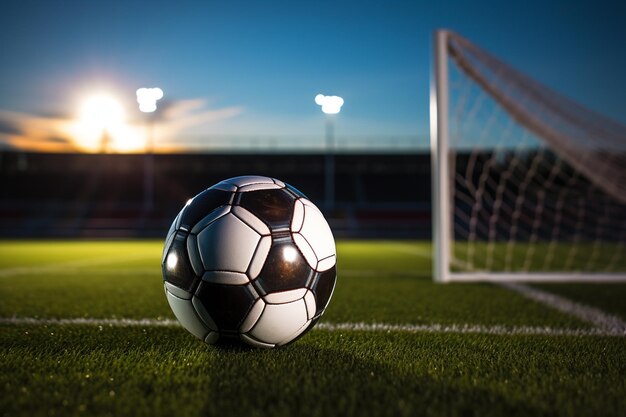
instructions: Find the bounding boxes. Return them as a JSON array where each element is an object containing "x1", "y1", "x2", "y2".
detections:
[{"x1": 0, "y1": 152, "x2": 431, "y2": 238}]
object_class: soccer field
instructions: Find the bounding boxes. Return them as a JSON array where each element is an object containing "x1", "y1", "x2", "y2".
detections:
[{"x1": 1, "y1": 240, "x2": 625, "y2": 417}]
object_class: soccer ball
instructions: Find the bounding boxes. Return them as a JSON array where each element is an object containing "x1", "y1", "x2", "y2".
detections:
[{"x1": 161, "y1": 175, "x2": 337, "y2": 348}]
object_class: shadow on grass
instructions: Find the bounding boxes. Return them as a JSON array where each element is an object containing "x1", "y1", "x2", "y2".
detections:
[
  {"x1": 2, "y1": 325, "x2": 603, "y2": 417},
  {"x1": 201, "y1": 341, "x2": 541, "y2": 417}
]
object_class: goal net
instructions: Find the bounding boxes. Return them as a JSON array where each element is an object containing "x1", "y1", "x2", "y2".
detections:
[{"x1": 430, "y1": 30, "x2": 626, "y2": 282}]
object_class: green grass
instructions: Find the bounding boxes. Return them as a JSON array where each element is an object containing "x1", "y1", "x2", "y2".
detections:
[
  {"x1": 1, "y1": 240, "x2": 625, "y2": 417},
  {"x1": 533, "y1": 282, "x2": 626, "y2": 320},
  {"x1": 452, "y1": 241, "x2": 626, "y2": 273}
]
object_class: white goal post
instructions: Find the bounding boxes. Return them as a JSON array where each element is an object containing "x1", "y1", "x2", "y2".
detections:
[{"x1": 430, "y1": 30, "x2": 626, "y2": 283}]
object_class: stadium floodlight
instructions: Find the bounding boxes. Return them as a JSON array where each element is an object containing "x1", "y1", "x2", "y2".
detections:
[
  {"x1": 315, "y1": 94, "x2": 344, "y2": 114},
  {"x1": 316, "y1": 94, "x2": 344, "y2": 211},
  {"x1": 430, "y1": 29, "x2": 626, "y2": 283},
  {"x1": 136, "y1": 87, "x2": 164, "y2": 113}
]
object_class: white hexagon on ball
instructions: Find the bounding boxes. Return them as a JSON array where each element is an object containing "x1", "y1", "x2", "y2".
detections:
[
  {"x1": 247, "y1": 298, "x2": 310, "y2": 347},
  {"x1": 291, "y1": 199, "x2": 336, "y2": 271},
  {"x1": 196, "y1": 213, "x2": 262, "y2": 284},
  {"x1": 239, "y1": 289, "x2": 317, "y2": 348}
]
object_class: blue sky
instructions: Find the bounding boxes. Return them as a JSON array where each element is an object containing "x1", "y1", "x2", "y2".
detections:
[{"x1": 0, "y1": 0, "x2": 624, "y2": 151}]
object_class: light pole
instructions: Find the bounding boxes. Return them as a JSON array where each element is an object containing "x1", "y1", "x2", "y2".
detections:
[
  {"x1": 136, "y1": 87, "x2": 163, "y2": 212},
  {"x1": 315, "y1": 94, "x2": 344, "y2": 212}
]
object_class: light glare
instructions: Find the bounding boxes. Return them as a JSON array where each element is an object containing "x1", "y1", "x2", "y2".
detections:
[
  {"x1": 80, "y1": 95, "x2": 124, "y2": 129},
  {"x1": 283, "y1": 246, "x2": 298, "y2": 263},
  {"x1": 72, "y1": 92, "x2": 148, "y2": 153},
  {"x1": 166, "y1": 253, "x2": 178, "y2": 270}
]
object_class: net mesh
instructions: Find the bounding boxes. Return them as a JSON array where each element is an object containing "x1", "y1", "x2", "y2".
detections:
[{"x1": 445, "y1": 32, "x2": 626, "y2": 274}]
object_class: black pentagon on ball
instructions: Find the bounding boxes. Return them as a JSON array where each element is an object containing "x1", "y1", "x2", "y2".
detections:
[
  {"x1": 162, "y1": 231, "x2": 199, "y2": 293},
  {"x1": 254, "y1": 240, "x2": 315, "y2": 294},
  {"x1": 311, "y1": 266, "x2": 337, "y2": 316},
  {"x1": 195, "y1": 282, "x2": 257, "y2": 332},
  {"x1": 237, "y1": 188, "x2": 295, "y2": 229},
  {"x1": 178, "y1": 189, "x2": 232, "y2": 231}
]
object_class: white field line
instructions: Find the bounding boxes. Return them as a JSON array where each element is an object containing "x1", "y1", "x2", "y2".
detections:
[
  {"x1": 340, "y1": 270, "x2": 421, "y2": 278},
  {"x1": 0, "y1": 317, "x2": 623, "y2": 337},
  {"x1": 2, "y1": 244, "x2": 624, "y2": 336},
  {"x1": 0, "y1": 268, "x2": 406, "y2": 278},
  {"x1": 0, "y1": 268, "x2": 160, "y2": 276},
  {"x1": 391, "y1": 242, "x2": 472, "y2": 269},
  {"x1": 498, "y1": 282, "x2": 626, "y2": 334},
  {"x1": 0, "y1": 253, "x2": 156, "y2": 278},
  {"x1": 0, "y1": 317, "x2": 179, "y2": 327},
  {"x1": 390, "y1": 244, "x2": 626, "y2": 333}
]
